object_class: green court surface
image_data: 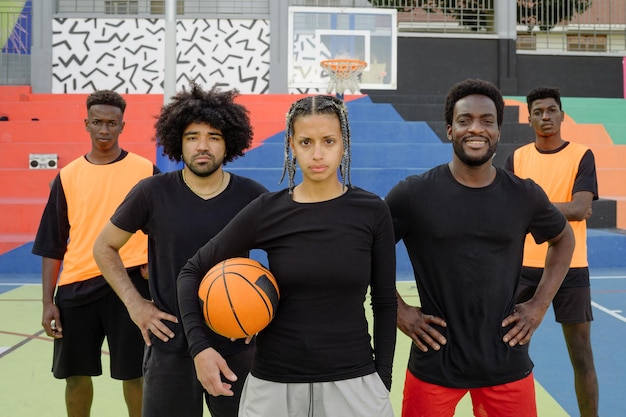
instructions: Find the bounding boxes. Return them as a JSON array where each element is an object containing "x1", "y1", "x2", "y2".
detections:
[{"x1": 1, "y1": 282, "x2": 570, "y2": 417}]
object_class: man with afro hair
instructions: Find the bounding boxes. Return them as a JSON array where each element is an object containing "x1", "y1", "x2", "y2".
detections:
[{"x1": 94, "y1": 82, "x2": 267, "y2": 417}]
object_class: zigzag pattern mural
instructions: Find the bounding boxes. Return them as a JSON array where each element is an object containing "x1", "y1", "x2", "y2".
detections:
[{"x1": 52, "y1": 18, "x2": 270, "y2": 94}]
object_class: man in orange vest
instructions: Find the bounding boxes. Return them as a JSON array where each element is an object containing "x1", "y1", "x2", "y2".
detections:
[
  {"x1": 505, "y1": 86, "x2": 599, "y2": 417},
  {"x1": 32, "y1": 90, "x2": 158, "y2": 417}
]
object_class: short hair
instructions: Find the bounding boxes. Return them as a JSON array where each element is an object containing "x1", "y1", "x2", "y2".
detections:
[
  {"x1": 86, "y1": 90, "x2": 126, "y2": 114},
  {"x1": 155, "y1": 81, "x2": 253, "y2": 163},
  {"x1": 280, "y1": 95, "x2": 351, "y2": 193},
  {"x1": 526, "y1": 86, "x2": 562, "y2": 112},
  {"x1": 444, "y1": 79, "x2": 504, "y2": 127}
]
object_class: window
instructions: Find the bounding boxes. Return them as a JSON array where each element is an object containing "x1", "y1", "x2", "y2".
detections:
[
  {"x1": 150, "y1": 1, "x2": 185, "y2": 15},
  {"x1": 105, "y1": 1, "x2": 139, "y2": 15},
  {"x1": 567, "y1": 34, "x2": 607, "y2": 52},
  {"x1": 516, "y1": 34, "x2": 536, "y2": 50}
]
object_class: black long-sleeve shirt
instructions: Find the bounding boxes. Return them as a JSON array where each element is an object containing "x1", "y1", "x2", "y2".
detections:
[{"x1": 178, "y1": 187, "x2": 397, "y2": 388}]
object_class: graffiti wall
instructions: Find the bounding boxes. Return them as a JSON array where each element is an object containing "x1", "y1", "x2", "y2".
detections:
[{"x1": 51, "y1": 18, "x2": 270, "y2": 94}]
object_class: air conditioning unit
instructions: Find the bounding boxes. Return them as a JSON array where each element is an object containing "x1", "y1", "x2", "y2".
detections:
[{"x1": 29, "y1": 153, "x2": 58, "y2": 169}]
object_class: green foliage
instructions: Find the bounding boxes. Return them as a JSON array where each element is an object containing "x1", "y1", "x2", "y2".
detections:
[{"x1": 368, "y1": 0, "x2": 593, "y2": 32}]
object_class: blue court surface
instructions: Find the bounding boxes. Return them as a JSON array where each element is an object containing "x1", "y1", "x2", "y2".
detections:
[{"x1": 1, "y1": 268, "x2": 624, "y2": 416}]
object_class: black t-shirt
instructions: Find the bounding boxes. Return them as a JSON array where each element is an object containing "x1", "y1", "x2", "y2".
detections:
[
  {"x1": 178, "y1": 187, "x2": 397, "y2": 388},
  {"x1": 110, "y1": 170, "x2": 267, "y2": 354},
  {"x1": 386, "y1": 164, "x2": 567, "y2": 388}
]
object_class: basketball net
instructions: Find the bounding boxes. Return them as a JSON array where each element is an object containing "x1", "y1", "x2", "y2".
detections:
[{"x1": 320, "y1": 59, "x2": 368, "y2": 96}]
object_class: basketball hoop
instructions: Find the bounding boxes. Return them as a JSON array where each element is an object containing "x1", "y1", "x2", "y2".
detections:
[{"x1": 320, "y1": 59, "x2": 368, "y2": 97}]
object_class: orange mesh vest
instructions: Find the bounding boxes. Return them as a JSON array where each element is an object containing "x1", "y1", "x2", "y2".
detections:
[
  {"x1": 58, "y1": 153, "x2": 153, "y2": 286},
  {"x1": 513, "y1": 142, "x2": 590, "y2": 268}
]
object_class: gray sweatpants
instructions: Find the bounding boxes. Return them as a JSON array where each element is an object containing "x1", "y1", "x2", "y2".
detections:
[{"x1": 238, "y1": 372, "x2": 394, "y2": 417}]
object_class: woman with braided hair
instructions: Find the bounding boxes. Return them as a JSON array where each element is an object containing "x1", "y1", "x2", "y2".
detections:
[{"x1": 177, "y1": 95, "x2": 397, "y2": 416}]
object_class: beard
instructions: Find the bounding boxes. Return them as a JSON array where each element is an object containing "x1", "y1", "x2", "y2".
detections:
[
  {"x1": 183, "y1": 153, "x2": 223, "y2": 178},
  {"x1": 452, "y1": 139, "x2": 497, "y2": 167}
]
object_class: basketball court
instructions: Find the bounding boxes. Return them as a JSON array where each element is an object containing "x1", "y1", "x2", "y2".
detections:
[
  {"x1": 1, "y1": 268, "x2": 625, "y2": 416},
  {"x1": 2, "y1": 5, "x2": 625, "y2": 417}
]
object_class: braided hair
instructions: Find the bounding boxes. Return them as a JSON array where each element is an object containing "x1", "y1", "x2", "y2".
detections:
[{"x1": 280, "y1": 95, "x2": 351, "y2": 193}]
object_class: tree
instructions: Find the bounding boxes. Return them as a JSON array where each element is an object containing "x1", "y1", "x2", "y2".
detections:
[{"x1": 369, "y1": 0, "x2": 593, "y2": 32}]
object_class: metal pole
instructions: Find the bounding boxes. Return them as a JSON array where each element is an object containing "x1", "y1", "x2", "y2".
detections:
[
  {"x1": 157, "y1": 0, "x2": 182, "y2": 172},
  {"x1": 164, "y1": 0, "x2": 176, "y2": 104}
]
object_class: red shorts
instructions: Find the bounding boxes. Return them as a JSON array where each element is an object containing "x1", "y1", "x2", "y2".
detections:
[{"x1": 402, "y1": 370, "x2": 537, "y2": 417}]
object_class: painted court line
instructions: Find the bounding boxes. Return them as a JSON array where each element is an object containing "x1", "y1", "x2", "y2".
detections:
[
  {"x1": 0, "y1": 329, "x2": 46, "y2": 359},
  {"x1": 591, "y1": 275, "x2": 626, "y2": 280},
  {"x1": 0, "y1": 283, "x2": 39, "y2": 286},
  {"x1": 590, "y1": 274, "x2": 626, "y2": 323},
  {"x1": 591, "y1": 301, "x2": 626, "y2": 323}
]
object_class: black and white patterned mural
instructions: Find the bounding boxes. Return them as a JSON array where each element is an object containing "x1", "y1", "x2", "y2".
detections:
[{"x1": 52, "y1": 18, "x2": 270, "y2": 94}]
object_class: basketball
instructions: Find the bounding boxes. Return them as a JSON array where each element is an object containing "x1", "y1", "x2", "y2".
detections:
[{"x1": 198, "y1": 257, "x2": 279, "y2": 339}]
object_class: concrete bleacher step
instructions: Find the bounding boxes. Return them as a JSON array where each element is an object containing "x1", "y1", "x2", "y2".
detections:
[
  {"x1": 597, "y1": 169, "x2": 626, "y2": 197},
  {"x1": 588, "y1": 228, "x2": 626, "y2": 268},
  {"x1": 2, "y1": 91, "x2": 626, "y2": 273},
  {"x1": 0, "y1": 85, "x2": 31, "y2": 99},
  {"x1": 493, "y1": 143, "x2": 526, "y2": 168},
  {"x1": 356, "y1": 143, "x2": 453, "y2": 168},
  {"x1": 368, "y1": 92, "x2": 626, "y2": 229},
  {"x1": 389, "y1": 103, "x2": 523, "y2": 125},
  {"x1": 0, "y1": 120, "x2": 158, "y2": 143},
  {"x1": 426, "y1": 120, "x2": 534, "y2": 145},
  {"x1": 0, "y1": 198, "x2": 46, "y2": 234},
  {"x1": 0, "y1": 142, "x2": 158, "y2": 169},
  {"x1": 343, "y1": 102, "x2": 405, "y2": 122},
  {"x1": 588, "y1": 199, "x2": 619, "y2": 229},
  {"x1": 0, "y1": 241, "x2": 38, "y2": 273},
  {"x1": 0, "y1": 96, "x2": 304, "y2": 122},
  {"x1": 235, "y1": 142, "x2": 451, "y2": 169},
  {"x1": 0, "y1": 101, "x2": 163, "y2": 121},
  {"x1": 0, "y1": 197, "x2": 46, "y2": 254},
  {"x1": 0, "y1": 235, "x2": 36, "y2": 257},
  {"x1": 590, "y1": 143, "x2": 626, "y2": 167},
  {"x1": 392, "y1": 103, "x2": 447, "y2": 122},
  {"x1": 0, "y1": 169, "x2": 56, "y2": 198},
  {"x1": 258, "y1": 121, "x2": 444, "y2": 145},
  {"x1": 499, "y1": 124, "x2": 535, "y2": 144},
  {"x1": 361, "y1": 92, "x2": 445, "y2": 105},
  {"x1": 351, "y1": 121, "x2": 443, "y2": 143},
  {"x1": 0, "y1": 91, "x2": 314, "y2": 258},
  {"x1": 227, "y1": 166, "x2": 432, "y2": 198}
]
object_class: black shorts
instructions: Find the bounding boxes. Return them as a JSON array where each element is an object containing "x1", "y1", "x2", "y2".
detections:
[
  {"x1": 517, "y1": 267, "x2": 593, "y2": 324},
  {"x1": 52, "y1": 271, "x2": 148, "y2": 380},
  {"x1": 142, "y1": 343, "x2": 255, "y2": 417}
]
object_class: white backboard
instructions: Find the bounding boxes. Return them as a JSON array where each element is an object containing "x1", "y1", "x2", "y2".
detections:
[{"x1": 288, "y1": 6, "x2": 397, "y2": 92}]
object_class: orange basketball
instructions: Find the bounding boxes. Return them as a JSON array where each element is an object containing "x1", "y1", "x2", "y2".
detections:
[{"x1": 198, "y1": 257, "x2": 279, "y2": 339}]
